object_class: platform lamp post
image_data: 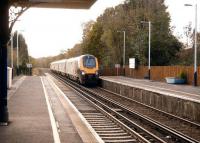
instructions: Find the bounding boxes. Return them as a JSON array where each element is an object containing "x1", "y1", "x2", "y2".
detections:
[
  {"x1": 185, "y1": 3, "x2": 198, "y2": 86},
  {"x1": 16, "y1": 31, "x2": 19, "y2": 75},
  {"x1": 11, "y1": 32, "x2": 14, "y2": 79},
  {"x1": 27, "y1": 47, "x2": 31, "y2": 76},
  {"x1": 141, "y1": 21, "x2": 151, "y2": 80},
  {"x1": 11, "y1": 33, "x2": 13, "y2": 68},
  {"x1": 117, "y1": 30, "x2": 126, "y2": 76},
  {"x1": 16, "y1": 30, "x2": 25, "y2": 76}
]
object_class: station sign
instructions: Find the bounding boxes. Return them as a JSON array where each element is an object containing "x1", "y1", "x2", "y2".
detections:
[
  {"x1": 26, "y1": 63, "x2": 32, "y2": 68},
  {"x1": 129, "y1": 58, "x2": 135, "y2": 69},
  {"x1": 115, "y1": 64, "x2": 120, "y2": 68},
  {"x1": 10, "y1": 0, "x2": 96, "y2": 9}
]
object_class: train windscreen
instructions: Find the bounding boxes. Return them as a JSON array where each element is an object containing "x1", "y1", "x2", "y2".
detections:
[{"x1": 83, "y1": 56, "x2": 96, "y2": 68}]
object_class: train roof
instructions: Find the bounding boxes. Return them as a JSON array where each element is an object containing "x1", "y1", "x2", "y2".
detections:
[
  {"x1": 50, "y1": 59, "x2": 67, "y2": 64},
  {"x1": 50, "y1": 54, "x2": 96, "y2": 65}
]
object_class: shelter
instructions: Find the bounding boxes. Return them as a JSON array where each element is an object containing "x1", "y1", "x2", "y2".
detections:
[{"x1": 9, "y1": 0, "x2": 96, "y2": 9}]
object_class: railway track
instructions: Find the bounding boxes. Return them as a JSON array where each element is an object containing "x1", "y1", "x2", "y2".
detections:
[
  {"x1": 57, "y1": 84, "x2": 139, "y2": 143},
  {"x1": 50, "y1": 72, "x2": 200, "y2": 143},
  {"x1": 92, "y1": 87, "x2": 200, "y2": 141},
  {"x1": 83, "y1": 112, "x2": 138, "y2": 142}
]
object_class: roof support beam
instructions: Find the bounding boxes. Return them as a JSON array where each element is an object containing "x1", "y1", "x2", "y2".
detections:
[{"x1": 10, "y1": 0, "x2": 96, "y2": 9}]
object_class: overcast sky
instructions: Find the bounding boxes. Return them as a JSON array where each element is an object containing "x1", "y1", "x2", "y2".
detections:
[
  {"x1": 165, "y1": 0, "x2": 200, "y2": 39},
  {"x1": 13, "y1": 0, "x2": 200, "y2": 58}
]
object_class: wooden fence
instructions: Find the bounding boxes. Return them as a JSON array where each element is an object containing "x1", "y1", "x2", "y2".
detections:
[{"x1": 100, "y1": 66, "x2": 200, "y2": 85}]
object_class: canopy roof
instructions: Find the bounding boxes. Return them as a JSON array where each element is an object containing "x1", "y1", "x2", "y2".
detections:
[{"x1": 10, "y1": 0, "x2": 96, "y2": 9}]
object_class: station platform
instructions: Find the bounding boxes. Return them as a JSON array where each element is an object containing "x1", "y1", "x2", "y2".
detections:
[
  {"x1": 99, "y1": 76, "x2": 200, "y2": 123},
  {"x1": 0, "y1": 76, "x2": 100, "y2": 143}
]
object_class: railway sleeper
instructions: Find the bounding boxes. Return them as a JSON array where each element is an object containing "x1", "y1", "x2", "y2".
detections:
[
  {"x1": 88, "y1": 122, "x2": 114, "y2": 125},
  {"x1": 92, "y1": 125, "x2": 118, "y2": 128},
  {"x1": 88, "y1": 120, "x2": 114, "y2": 123},
  {"x1": 102, "y1": 135, "x2": 133, "y2": 140},
  {"x1": 95, "y1": 127, "x2": 122, "y2": 131},
  {"x1": 82, "y1": 112, "x2": 102, "y2": 115},
  {"x1": 96, "y1": 130, "x2": 125, "y2": 133},
  {"x1": 84, "y1": 115, "x2": 105, "y2": 118},
  {"x1": 84, "y1": 117, "x2": 107, "y2": 120},
  {"x1": 82, "y1": 113, "x2": 104, "y2": 116},
  {"x1": 99, "y1": 132, "x2": 129, "y2": 137},
  {"x1": 89, "y1": 122, "x2": 116, "y2": 125},
  {"x1": 104, "y1": 139, "x2": 137, "y2": 143}
]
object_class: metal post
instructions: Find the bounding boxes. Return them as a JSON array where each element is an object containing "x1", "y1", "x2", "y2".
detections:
[
  {"x1": 117, "y1": 30, "x2": 126, "y2": 76},
  {"x1": 194, "y1": 4, "x2": 197, "y2": 86},
  {"x1": 184, "y1": 3, "x2": 198, "y2": 86},
  {"x1": 17, "y1": 31, "x2": 19, "y2": 75},
  {"x1": 11, "y1": 33, "x2": 13, "y2": 68},
  {"x1": 123, "y1": 31, "x2": 126, "y2": 76},
  {"x1": 148, "y1": 21, "x2": 151, "y2": 80},
  {"x1": 141, "y1": 21, "x2": 151, "y2": 80},
  {"x1": 10, "y1": 33, "x2": 13, "y2": 68},
  {"x1": 0, "y1": 0, "x2": 9, "y2": 124},
  {"x1": 28, "y1": 51, "x2": 31, "y2": 75},
  {"x1": 11, "y1": 32, "x2": 14, "y2": 79}
]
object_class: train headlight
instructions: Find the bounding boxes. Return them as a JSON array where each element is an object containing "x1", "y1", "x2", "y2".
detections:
[
  {"x1": 95, "y1": 71, "x2": 99, "y2": 76},
  {"x1": 81, "y1": 71, "x2": 85, "y2": 75}
]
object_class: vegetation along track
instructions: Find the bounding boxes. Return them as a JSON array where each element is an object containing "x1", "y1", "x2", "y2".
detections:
[{"x1": 51, "y1": 72, "x2": 200, "y2": 143}]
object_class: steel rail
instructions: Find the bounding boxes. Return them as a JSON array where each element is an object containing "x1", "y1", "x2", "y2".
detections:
[
  {"x1": 99, "y1": 87, "x2": 200, "y2": 128},
  {"x1": 51, "y1": 72, "x2": 199, "y2": 143},
  {"x1": 84, "y1": 87, "x2": 199, "y2": 143},
  {"x1": 50, "y1": 72, "x2": 166, "y2": 143}
]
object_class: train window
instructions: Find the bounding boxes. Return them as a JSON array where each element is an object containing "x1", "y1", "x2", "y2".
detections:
[{"x1": 83, "y1": 56, "x2": 96, "y2": 68}]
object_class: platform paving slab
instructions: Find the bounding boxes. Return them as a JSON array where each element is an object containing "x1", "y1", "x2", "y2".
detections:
[
  {"x1": 0, "y1": 76, "x2": 89, "y2": 143},
  {"x1": 41, "y1": 76, "x2": 83, "y2": 143},
  {"x1": 0, "y1": 76, "x2": 54, "y2": 143}
]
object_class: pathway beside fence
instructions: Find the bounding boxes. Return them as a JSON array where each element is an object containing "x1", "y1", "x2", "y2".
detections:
[{"x1": 101, "y1": 66, "x2": 200, "y2": 86}]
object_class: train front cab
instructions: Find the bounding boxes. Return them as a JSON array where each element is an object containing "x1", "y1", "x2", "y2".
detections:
[{"x1": 79, "y1": 55, "x2": 99, "y2": 85}]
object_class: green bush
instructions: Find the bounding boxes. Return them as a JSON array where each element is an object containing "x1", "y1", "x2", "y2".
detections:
[{"x1": 178, "y1": 71, "x2": 187, "y2": 80}]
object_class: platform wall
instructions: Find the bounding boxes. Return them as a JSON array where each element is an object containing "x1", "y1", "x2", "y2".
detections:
[
  {"x1": 100, "y1": 79, "x2": 200, "y2": 123},
  {"x1": 101, "y1": 66, "x2": 200, "y2": 85}
]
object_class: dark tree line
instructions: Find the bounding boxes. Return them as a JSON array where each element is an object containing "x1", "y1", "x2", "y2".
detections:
[{"x1": 7, "y1": 31, "x2": 30, "y2": 75}]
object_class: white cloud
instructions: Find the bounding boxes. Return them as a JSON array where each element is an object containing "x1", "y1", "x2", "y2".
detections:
[{"x1": 165, "y1": 0, "x2": 200, "y2": 42}]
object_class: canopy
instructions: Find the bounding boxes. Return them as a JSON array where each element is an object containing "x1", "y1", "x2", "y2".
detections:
[{"x1": 10, "y1": 0, "x2": 96, "y2": 9}]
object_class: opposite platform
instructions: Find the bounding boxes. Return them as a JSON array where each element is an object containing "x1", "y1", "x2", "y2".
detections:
[{"x1": 100, "y1": 76, "x2": 200, "y2": 123}]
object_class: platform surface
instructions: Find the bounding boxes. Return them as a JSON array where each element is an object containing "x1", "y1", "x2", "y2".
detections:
[
  {"x1": 0, "y1": 76, "x2": 55, "y2": 143},
  {"x1": 0, "y1": 76, "x2": 94, "y2": 143},
  {"x1": 100, "y1": 76, "x2": 200, "y2": 103}
]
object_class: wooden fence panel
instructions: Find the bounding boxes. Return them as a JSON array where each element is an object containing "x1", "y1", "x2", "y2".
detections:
[
  {"x1": 101, "y1": 66, "x2": 200, "y2": 86},
  {"x1": 198, "y1": 66, "x2": 200, "y2": 85}
]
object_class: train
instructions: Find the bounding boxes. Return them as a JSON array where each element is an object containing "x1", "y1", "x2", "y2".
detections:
[{"x1": 50, "y1": 54, "x2": 99, "y2": 85}]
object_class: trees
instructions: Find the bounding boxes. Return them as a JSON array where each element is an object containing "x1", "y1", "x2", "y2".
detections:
[
  {"x1": 80, "y1": 0, "x2": 182, "y2": 66},
  {"x1": 82, "y1": 22, "x2": 105, "y2": 64},
  {"x1": 32, "y1": 0, "x2": 184, "y2": 68},
  {"x1": 177, "y1": 32, "x2": 200, "y2": 65},
  {"x1": 7, "y1": 31, "x2": 30, "y2": 75}
]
